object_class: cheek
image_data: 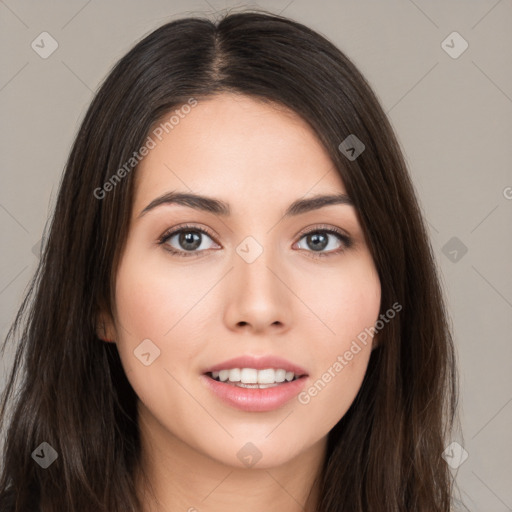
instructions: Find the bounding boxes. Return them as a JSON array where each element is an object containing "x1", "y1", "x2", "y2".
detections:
[
  {"x1": 111, "y1": 252, "x2": 206, "y2": 417},
  {"x1": 111, "y1": 244, "x2": 219, "y2": 394},
  {"x1": 293, "y1": 256, "x2": 380, "y2": 427},
  {"x1": 294, "y1": 253, "x2": 381, "y2": 346},
  {"x1": 113, "y1": 245, "x2": 211, "y2": 343}
]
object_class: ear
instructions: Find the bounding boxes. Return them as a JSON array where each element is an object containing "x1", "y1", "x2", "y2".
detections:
[{"x1": 95, "y1": 309, "x2": 118, "y2": 343}]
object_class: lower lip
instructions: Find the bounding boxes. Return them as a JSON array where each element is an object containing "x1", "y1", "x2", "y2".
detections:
[{"x1": 201, "y1": 374, "x2": 308, "y2": 412}]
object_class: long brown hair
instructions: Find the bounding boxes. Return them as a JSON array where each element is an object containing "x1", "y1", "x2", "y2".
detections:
[{"x1": 0, "y1": 9, "x2": 459, "y2": 511}]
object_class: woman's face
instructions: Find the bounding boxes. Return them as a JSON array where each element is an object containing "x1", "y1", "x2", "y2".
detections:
[{"x1": 104, "y1": 93, "x2": 381, "y2": 469}]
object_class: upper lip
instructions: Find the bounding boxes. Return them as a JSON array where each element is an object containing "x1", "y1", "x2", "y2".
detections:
[{"x1": 203, "y1": 355, "x2": 308, "y2": 376}]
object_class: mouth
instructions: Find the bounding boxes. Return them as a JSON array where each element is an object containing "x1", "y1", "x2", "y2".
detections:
[
  {"x1": 204, "y1": 368, "x2": 306, "y2": 388},
  {"x1": 200, "y1": 355, "x2": 309, "y2": 411},
  {"x1": 201, "y1": 370, "x2": 309, "y2": 412}
]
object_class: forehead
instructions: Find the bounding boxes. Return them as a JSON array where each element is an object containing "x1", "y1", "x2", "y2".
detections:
[{"x1": 133, "y1": 93, "x2": 346, "y2": 213}]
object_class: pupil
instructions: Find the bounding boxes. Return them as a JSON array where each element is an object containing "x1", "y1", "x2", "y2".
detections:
[
  {"x1": 308, "y1": 233, "x2": 327, "y2": 251},
  {"x1": 180, "y1": 231, "x2": 201, "y2": 250}
]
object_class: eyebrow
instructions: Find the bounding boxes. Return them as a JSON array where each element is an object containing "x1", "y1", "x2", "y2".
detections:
[{"x1": 137, "y1": 191, "x2": 354, "y2": 219}]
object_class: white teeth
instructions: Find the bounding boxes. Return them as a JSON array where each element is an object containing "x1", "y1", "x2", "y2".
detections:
[
  {"x1": 257, "y1": 369, "x2": 276, "y2": 384},
  {"x1": 228, "y1": 368, "x2": 241, "y2": 382},
  {"x1": 241, "y1": 368, "x2": 258, "y2": 384},
  {"x1": 210, "y1": 368, "x2": 300, "y2": 384},
  {"x1": 275, "y1": 369, "x2": 286, "y2": 383},
  {"x1": 218, "y1": 369, "x2": 230, "y2": 382}
]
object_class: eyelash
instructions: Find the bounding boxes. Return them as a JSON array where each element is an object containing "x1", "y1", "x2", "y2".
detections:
[{"x1": 157, "y1": 223, "x2": 352, "y2": 259}]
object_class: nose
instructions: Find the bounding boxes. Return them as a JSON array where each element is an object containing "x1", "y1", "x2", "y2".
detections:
[{"x1": 223, "y1": 244, "x2": 293, "y2": 334}]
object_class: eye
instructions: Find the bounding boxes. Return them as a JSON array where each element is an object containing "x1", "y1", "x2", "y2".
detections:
[
  {"x1": 294, "y1": 225, "x2": 352, "y2": 258},
  {"x1": 157, "y1": 224, "x2": 219, "y2": 257},
  {"x1": 157, "y1": 223, "x2": 352, "y2": 259}
]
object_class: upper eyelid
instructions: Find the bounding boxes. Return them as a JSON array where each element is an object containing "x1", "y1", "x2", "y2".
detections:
[
  {"x1": 296, "y1": 223, "x2": 350, "y2": 239},
  {"x1": 159, "y1": 223, "x2": 218, "y2": 243},
  {"x1": 160, "y1": 223, "x2": 350, "y2": 241}
]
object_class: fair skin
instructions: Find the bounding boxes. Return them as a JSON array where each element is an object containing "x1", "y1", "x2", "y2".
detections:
[{"x1": 99, "y1": 93, "x2": 381, "y2": 512}]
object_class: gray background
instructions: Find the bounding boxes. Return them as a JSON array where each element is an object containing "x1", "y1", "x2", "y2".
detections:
[{"x1": 1, "y1": 0, "x2": 511, "y2": 510}]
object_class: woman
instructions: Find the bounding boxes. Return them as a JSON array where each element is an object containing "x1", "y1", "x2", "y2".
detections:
[{"x1": 0, "y1": 9, "x2": 459, "y2": 511}]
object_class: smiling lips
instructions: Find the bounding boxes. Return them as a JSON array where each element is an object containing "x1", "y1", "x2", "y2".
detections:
[{"x1": 201, "y1": 354, "x2": 309, "y2": 412}]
